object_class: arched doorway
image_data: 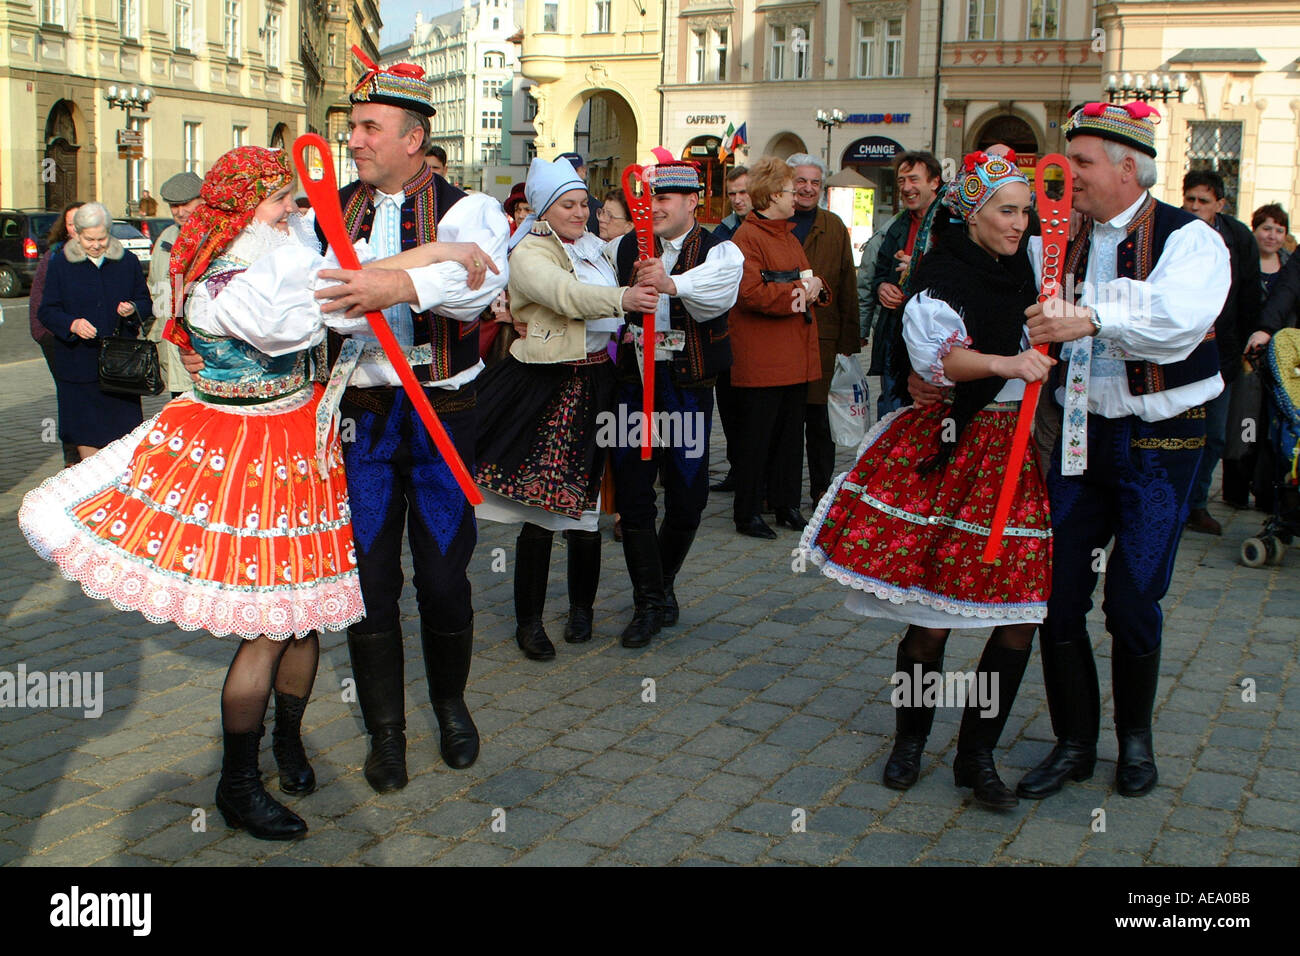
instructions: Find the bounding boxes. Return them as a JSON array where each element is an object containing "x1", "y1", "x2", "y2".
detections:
[
  {"x1": 973, "y1": 114, "x2": 1038, "y2": 157},
  {"x1": 269, "y1": 123, "x2": 288, "y2": 149},
  {"x1": 44, "y1": 101, "x2": 80, "y2": 212},
  {"x1": 764, "y1": 132, "x2": 807, "y2": 160},
  {"x1": 567, "y1": 89, "x2": 638, "y2": 196},
  {"x1": 681, "y1": 135, "x2": 732, "y2": 224}
]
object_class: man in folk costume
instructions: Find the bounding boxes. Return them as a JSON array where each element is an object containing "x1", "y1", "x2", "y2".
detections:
[
  {"x1": 610, "y1": 161, "x2": 743, "y2": 647},
  {"x1": 313, "y1": 55, "x2": 509, "y2": 791},
  {"x1": 1020, "y1": 102, "x2": 1229, "y2": 799}
]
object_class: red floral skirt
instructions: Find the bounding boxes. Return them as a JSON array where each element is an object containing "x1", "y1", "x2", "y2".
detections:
[
  {"x1": 799, "y1": 400, "x2": 1051, "y2": 627},
  {"x1": 19, "y1": 386, "x2": 363, "y2": 640}
]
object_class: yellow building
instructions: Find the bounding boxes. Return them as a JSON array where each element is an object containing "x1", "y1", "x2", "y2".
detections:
[
  {"x1": 1, "y1": 1, "x2": 308, "y2": 214},
  {"x1": 1098, "y1": 0, "x2": 1300, "y2": 219},
  {"x1": 518, "y1": 0, "x2": 663, "y2": 194}
]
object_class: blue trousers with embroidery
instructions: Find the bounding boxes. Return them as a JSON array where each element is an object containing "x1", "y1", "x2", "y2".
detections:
[
  {"x1": 611, "y1": 368, "x2": 713, "y2": 532},
  {"x1": 1041, "y1": 409, "x2": 1206, "y2": 656},
  {"x1": 340, "y1": 389, "x2": 477, "y2": 634}
]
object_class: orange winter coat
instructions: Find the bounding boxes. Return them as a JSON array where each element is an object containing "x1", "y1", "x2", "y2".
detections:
[{"x1": 727, "y1": 211, "x2": 827, "y2": 388}]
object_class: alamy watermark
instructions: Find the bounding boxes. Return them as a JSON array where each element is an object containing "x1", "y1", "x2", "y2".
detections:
[
  {"x1": 595, "y1": 405, "x2": 707, "y2": 459},
  {"x1": 891, "y1": 663, "x2": 1000, "y2": 718},
  {"x1": 0, "y1": 663, "x2": 103, "y2": 718}
]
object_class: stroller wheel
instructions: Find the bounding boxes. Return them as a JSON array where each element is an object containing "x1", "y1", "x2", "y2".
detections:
[
  {"x1": 1266, "y1": 537, "x2": 1286, "y2": 565},
  {"x1": 1241, "y1": 538, "x2": 1268, "y2": 568}
]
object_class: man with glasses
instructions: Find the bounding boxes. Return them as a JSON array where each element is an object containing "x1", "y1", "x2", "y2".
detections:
[{"x1": 785, "y1": 153, "x2": 860, "y2": 511}]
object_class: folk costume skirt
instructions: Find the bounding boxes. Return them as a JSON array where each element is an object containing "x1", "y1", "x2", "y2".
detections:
[
  {"x1": 19, "y1": 385, "x2": 364, "y2": 640},
  {"x1": 800, "y1": 399, "x2": 1052, "y2": 628},
  {"x1": 474, "y1": 352, "x2": 616, "y2": 531}
]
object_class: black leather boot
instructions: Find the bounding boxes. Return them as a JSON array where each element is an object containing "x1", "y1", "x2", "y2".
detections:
[
  {"x1": 215, "y1": 730, "x2": 308, "y2": 840},
  {"x1": 563, "y1": 529, "x2": 601, "y2": 643},
  {"x1": 1113, "y1": 645, "x2": 1160, "y2": 797},
  {"x1": 271, "y1": 690, "x2": 316, "y2": 795},
  {"x1": 883, "y1": 648, "x2": 943, "y2": 790},
  {"x1": 421, "y1": 621, "x2": 480, "y2": 770},
  {"x1": 1017, "y1": 638, "x2": 1100, "y2": 799},
  {"x1": 346, "y1": 628, "x2": 408, "y2": 793},
  {"x1": 620, "y1": 527, "x2": 665, "y2": 648},
  {"x1": 657, "y1": 523, "x2": 697, "y2": 628},
  {"x1": 953, "y1": 642, "x2": 1032, "y2": 810},
  {"x1": 514, "y1": 526, "x2": 556, "y2": 661}
]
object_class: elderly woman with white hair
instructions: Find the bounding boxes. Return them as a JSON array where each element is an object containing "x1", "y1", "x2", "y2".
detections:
[
  {"x1": 475, "y1": 156, "x2": 659, "y2": 661},
  {"x1": 38, "y1": 201, "x2": 152, "y2": 459}
]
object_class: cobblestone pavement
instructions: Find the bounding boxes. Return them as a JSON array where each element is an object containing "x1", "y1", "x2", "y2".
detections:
[{"x1": 1, "y1": 345, "x2": 1297, "y2": 867}]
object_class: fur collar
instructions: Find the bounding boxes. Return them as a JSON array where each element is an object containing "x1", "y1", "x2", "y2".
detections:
[{"x1": 63, "y1": 236, "x2": 125, "y2": 263}]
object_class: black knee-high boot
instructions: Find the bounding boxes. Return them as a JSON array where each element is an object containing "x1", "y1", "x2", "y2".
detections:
[
  {"x1": 346, "y1": 628, "x2": 408, "y2": 793},
  {"x1": 271, "y1": 690, "x2": 315, "y2": 794},
  {"x1": 884, "y1": 646, "x2": 944, "y2": 790},
  {"x1": 657, "y1": 523, "x2": 697, "y2": 628},
  {"x1": 563, "y1": 529, "x2": 601, "y2": 644},
  {"x1": 619, "y1": 527, "x2": 665, "y2": 648},
  {"x1": 421, "y1": 621, "x2": 480, "y2": 769},
  {"x1": 1017, "y1": 638, "x2": 1100, "y2": 799},
  {"x1": 514, "y1": 525, "x2": 556, "y2": 661},
  {"x1": 954, "y1": 642, "x2": 1032, "y2": 810},
  {"x1": 1113, "y1": 645, "x2": 1160, "y2": 797},
  {"x1": 216, "y1": 729, "x2": 308, "y2": 840}
]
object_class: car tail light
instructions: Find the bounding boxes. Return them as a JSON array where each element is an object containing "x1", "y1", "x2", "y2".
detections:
[
  {"x1": 23, "y1": 238, "x2": 38, "y2": 258},
  {"x1": 140, "y1": 222, "x2": 150, "y2": 238}
]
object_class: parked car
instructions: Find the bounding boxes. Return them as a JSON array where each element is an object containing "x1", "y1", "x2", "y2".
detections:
[
  {"x1": 111, "y1": 220, "x2": 152, "y2": 268},
  {"x1": 0, "y1": 209, "x2": 58, "y2": 297},
  {"x1": 124, "y1": 216, "x2": 176, "y2": 242}
]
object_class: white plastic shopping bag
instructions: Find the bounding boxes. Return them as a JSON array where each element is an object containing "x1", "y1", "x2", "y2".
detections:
[{"x1": 828, "y1": 353, "x2": 869, "y2": 446}]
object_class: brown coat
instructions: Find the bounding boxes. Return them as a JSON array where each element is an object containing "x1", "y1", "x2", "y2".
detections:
[
  {"x1": 802, "y1": 207, "x2": 861, "y2": 403},
  {"x1": 728, "y1": 212, "x2": 826, "y2": 388}
]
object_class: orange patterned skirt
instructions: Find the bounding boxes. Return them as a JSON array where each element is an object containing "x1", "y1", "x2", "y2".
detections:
[{"x1": 19, "y1": 386, "x2": 363, "y2": 640}]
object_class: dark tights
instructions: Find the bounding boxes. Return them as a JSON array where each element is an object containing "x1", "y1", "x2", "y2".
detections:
[
  {"x1": 900, "y1": 622, "x2": 1036, "y2": 662},
  {"x1": 220, "y1": 633, "x2": 320, "y2": 734}
]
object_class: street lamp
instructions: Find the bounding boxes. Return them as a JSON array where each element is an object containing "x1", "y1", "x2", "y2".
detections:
[
  {"x1": 335, "y1": 130, "x2": 348, "y2": 184},
  {"x1": 105, "y1": 85, "x2": 153, "y2": 213},
  {"x1": 1105, "y1": 71, "x2": 1189, "y2": 104},
  {"x1": 816, "y1": 108, "x2": 846, "y2": 165}
]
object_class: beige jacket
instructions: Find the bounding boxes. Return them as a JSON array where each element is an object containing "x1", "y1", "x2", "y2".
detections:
[
  {"x1": 146, "y1": 224, "x2": 192, "y2": 393},
  {"x1": 507, "y1": 221, "x2": 627, "y2": 364}
]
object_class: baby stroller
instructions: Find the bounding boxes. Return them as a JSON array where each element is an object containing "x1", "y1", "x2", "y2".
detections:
[{"x1": 1240, "y1": 328, "x2": 1300, "y2": 567}]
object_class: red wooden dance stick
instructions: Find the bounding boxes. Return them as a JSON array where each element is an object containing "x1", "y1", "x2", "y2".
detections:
[
  {"x1": 621, "y1": 163, "x2": 656, "y2": 460},
  {"x1": 292, "y1": 133, "x2": 483, "y2": 506},
  {"x1": 981, "y1": 154, "x2": 1073, "y2": 564}
]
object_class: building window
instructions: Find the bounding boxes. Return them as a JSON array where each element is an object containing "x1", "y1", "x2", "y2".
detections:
[
  {"x1": 690, "y1": 29, "x2": 706, "y2": 83},
  {"x1": 884, "y1": 18, "x2": 903, "y2": 77},
  {"x1": 593, "y1": 0, "x2": 611, "y2": 33},
  {"x1": 1026, "y1": 0, "x2": 1058, "y2": 39},
  {"x1": 1186, "y1": 121, "x2": 1243, "y2": 216},
  {"x1": 966, "y1": 0, "x2": 996, "y2": 41},
  {"x1": 233, "y1": 125, "x2": 248, "y2": 147},
  {"x1": 184, "y1": 122, "x2": 202, "y2": 175},
  {"x1": 714, "y1": 28, "x2": 728, "y2": 81},
  {"x1": 856, "y1": 19, "x2": 876, "y2": 78},
  {"x1": 524, "y1": 141, "x2": 538, "y2": 163},
  {"x1": 174, "y1": 1, "x2": 192, "y2": 50},
  {"x1": 493, "y1": 17, "x2": 499, "y2": 29},
  {"x1": 483, "y1": 52, "x2": 505, "y2": 69},
  {"x1": 120, "y1": 0, "x2": 140, "y2": 41},
  {"x1": 769, "y1": 25, "x2": 786, "y2": 80},
  {"x1": 223, "y1": 1, "x2": 241, "y2": 60},
  {"x1": 43, "y1": 0, "x2": 65, "y2": 27},
  {"x1": 524, "y1": 91, "x2": 538, "y2": 121},
  {"x1": 791, "y1": 23, "x2": 812, "y2": 79},
  {"x1": 127, "y1": 116, "x2": 147, "y2": 204},
  {"x1": 543, "y1": 3, "x2": 558, "y2": 32},
  {"x1": 480, "y1": 142, "x2": 502, "y2": 165},
  {"x1": 481, "y1": 111, "x2": 502, "y2": 130},
  {"x1": 482, "y1": 79, "x2": 502, "y2": 99},
  {"x1": 266, "y1": 11, "x2": 282, "y2": 69}
]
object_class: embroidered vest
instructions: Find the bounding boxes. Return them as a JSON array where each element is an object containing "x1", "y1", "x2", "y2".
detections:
[
  {"x1": 614, "y1": 223, "x2": 732, "y2": 386},
  {"x1": 315, "y1": 167, "x2": 480, "y2": 383},
  {"x1": 1063, "y1": 195, "x2": 1218, "y2": 396}
]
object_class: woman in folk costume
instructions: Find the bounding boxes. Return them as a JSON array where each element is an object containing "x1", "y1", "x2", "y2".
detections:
[
  {"x1": 476, "y1": 157, "x2": 659, "y2": 660},
  {"x1": 19, "y1": 146, "x2": 461, "y2": 840},
  {"x1": 800, "y1": 152, "x2": 1055, "y2": 810}
]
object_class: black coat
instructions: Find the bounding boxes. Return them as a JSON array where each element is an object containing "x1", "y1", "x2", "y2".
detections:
[
  {"x1": 40, "y1": 238, "x2": 152, "y2": 383},
  {"x1": 1211, "y1": 212, "x2": 1262, "y2": 384},
  {"x1": 1257, "y1": 250, "x2": 1300, "y2": 335}
]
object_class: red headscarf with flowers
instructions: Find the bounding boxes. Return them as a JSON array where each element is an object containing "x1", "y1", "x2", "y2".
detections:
[{"x1": 164, "y1": 146, "x2": 293, "y2": 346}]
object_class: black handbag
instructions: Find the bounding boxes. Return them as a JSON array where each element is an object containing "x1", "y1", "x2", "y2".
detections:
[{"x1": 98, "y1": 315, "x2": 165, "y2": 397}]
